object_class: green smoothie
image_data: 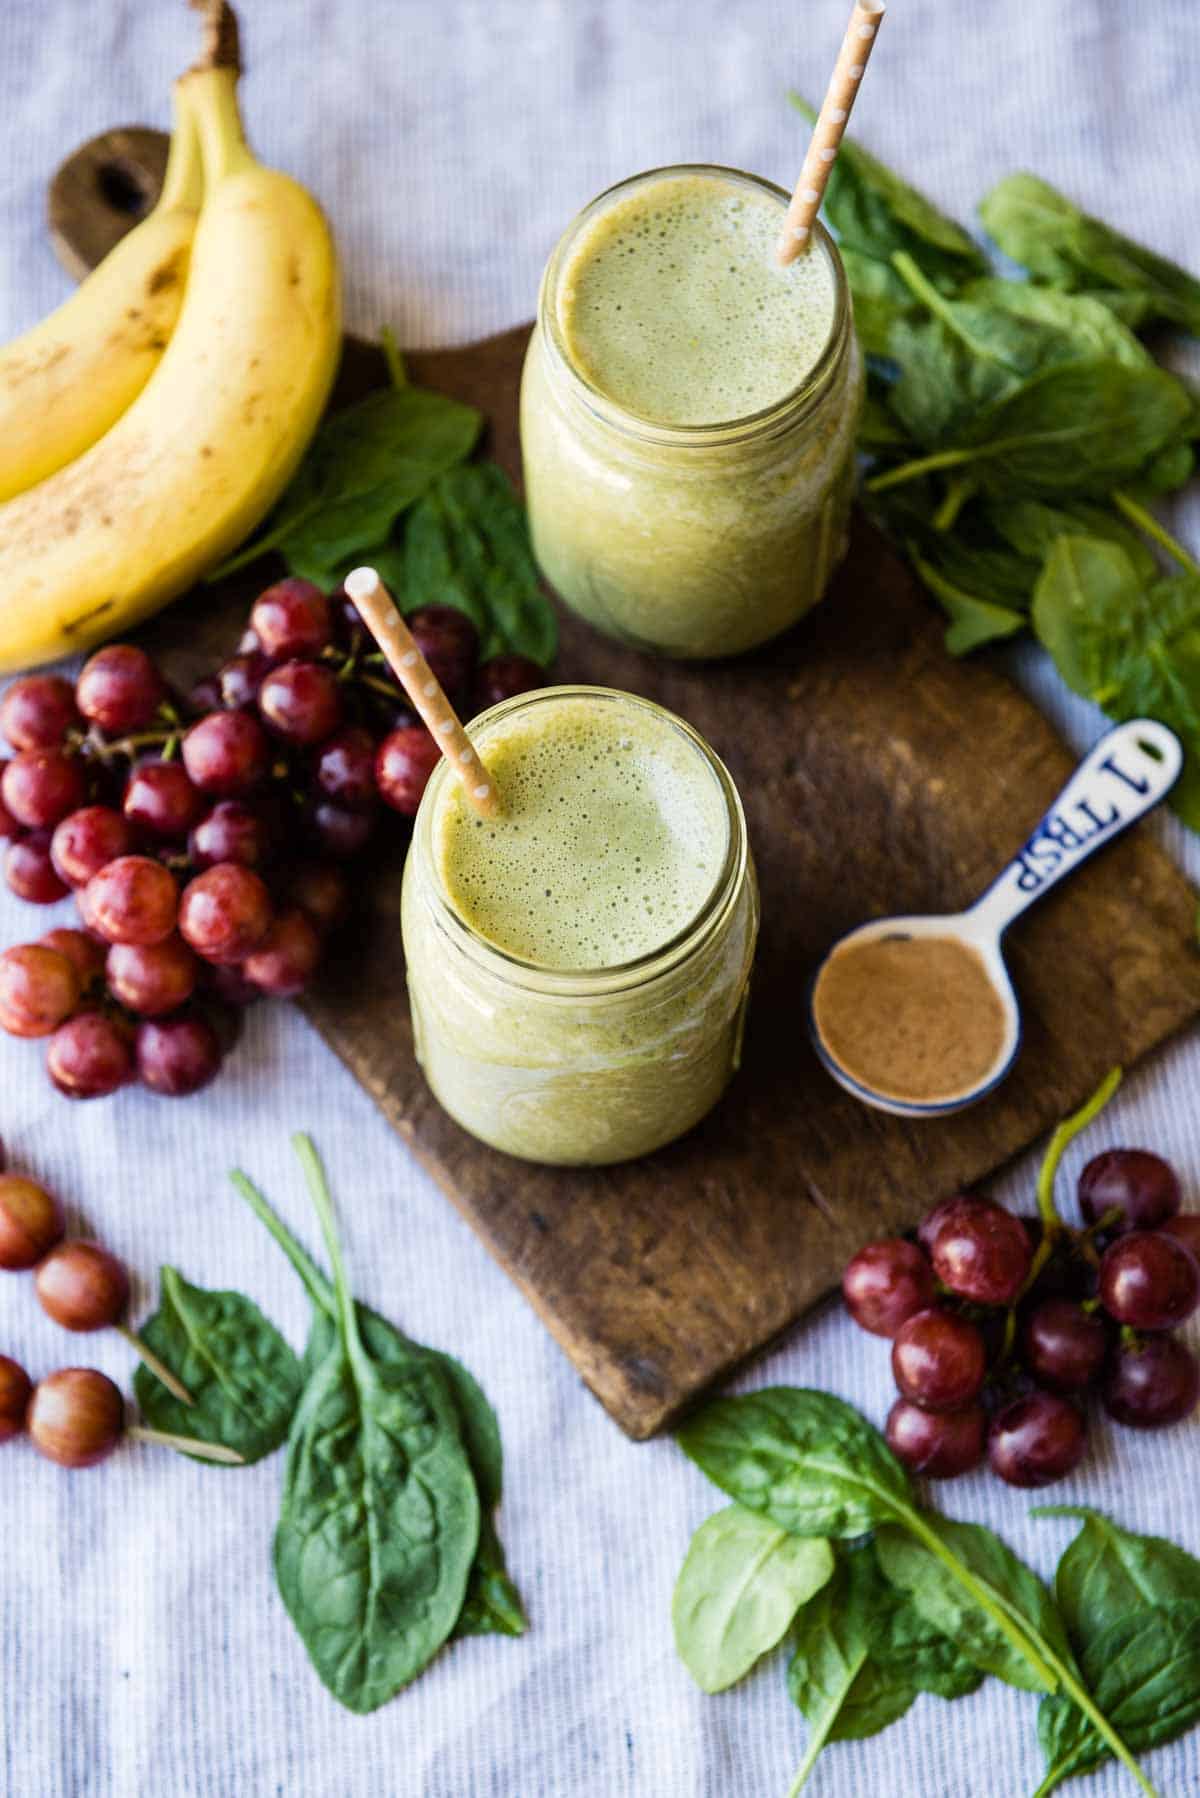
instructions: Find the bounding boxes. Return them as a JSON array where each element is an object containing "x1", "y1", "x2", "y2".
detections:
[
  {"x1": 520, "y1": 165, "x2": 861, "y2": 660},
  {"x1": 401, "y1": 687, "x2": 758, "y2": 1166}
]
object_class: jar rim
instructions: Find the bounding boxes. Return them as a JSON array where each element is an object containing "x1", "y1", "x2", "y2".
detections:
[
  {"x1": 413, "y1": 685, "x2": 749, "y2": 997},
  {"x1": 537, "y1": 163, "x2": 852, "y2": 447}
]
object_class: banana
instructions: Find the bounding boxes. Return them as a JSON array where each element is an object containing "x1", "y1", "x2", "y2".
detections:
[
  {"x1": 0, "y1": 61, "x2": 341, "y2": 673},
  {"x1": 0, "y1": 88, "x2": 202, "y2": 504}
]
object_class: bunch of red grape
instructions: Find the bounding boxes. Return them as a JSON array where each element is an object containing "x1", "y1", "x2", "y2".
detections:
[
  {"x1": 843, "y1": 1147, "x2": 1200, "y2": 1488},
  {"x1": 0, "y1": 578, "x2": 548, "y2": 1100}
]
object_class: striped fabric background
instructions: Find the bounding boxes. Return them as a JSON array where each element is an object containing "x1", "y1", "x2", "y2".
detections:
[{"x1": 0, "y1": 2, "x2": 1198, "y2": 1792}]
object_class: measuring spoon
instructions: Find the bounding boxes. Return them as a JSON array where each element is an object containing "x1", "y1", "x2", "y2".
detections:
[{"x1": 809, "y1": 718, "x2": 1183, "y2": 1118}]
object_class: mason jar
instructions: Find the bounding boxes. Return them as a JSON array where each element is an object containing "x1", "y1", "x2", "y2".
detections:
[
  {"x1": 400, "y1": 686, "x2": 759, "y2": 1167},
  {"x1": 520, "y1": 165, "x2": 862, "y2": 661}
]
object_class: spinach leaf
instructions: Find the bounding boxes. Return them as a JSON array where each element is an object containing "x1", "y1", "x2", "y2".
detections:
[
  {"x1": 1037, "y1": 1505, "x2": 1200, "y2": 1647},
  {"x1": 840, "y1": 247, "x2": 917, "y2": 357},
  {"x1": 213, "y1": 384, "x2": 482, "y2": 582},
  {"x1": 956, "y1": 360, "x2": 1194, "y2": 496},
  {"x1": 676, "y1": 1388, "x2": 914, "y2": 1539},
  {"x1": 1036, "y1": 1602, "x2": 1200, "y2": 1792},
  {"x1": 234, "y1": 1165, "x2": 525, "y2": 1641},
  {"x1": 858, "y1": 383, "x2": 912, "y2": 452},
  {"x1": 788, "y1": 96, "x2": 986, "y2": 286},
  {"x1": 672, "y1": 1505, "x2": 834, "y2": 1693},
  {"x1": 985, "y1": 496, "x2": 1159, "y2": 583},
  {"x1": 1032, "y1": 537, "x2": 1200, "y2": 825},
  {"x1": 785, "y1": 1542, "x2": 980, "y2": 1794},
  {"x1": 875, "y1": 1516, "x2": 1072, "y2": 1694},
  {"x1": 402, "y1": 463, "x2": 558, "y2": 665},
  {"x1": 979, "y1": 173, "x2": 1200, "y2": 337},
  {"x1": 133, "y1": 1266, "x2": 302, "y2": 1465},
  {"x1": 959, "y1": 279, "x2": 1154, "y2": 370},
  {"x1": 912, "y1": 552, "x2": 1026, "y2": 656},
  {"x1": 273, "y1": 1138, "x2": 480, "y2": 1713}
]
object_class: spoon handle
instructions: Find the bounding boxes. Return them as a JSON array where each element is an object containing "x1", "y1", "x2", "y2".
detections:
[{"x1": 967, "y1": 718, "x2": 1182, "y2": 940}]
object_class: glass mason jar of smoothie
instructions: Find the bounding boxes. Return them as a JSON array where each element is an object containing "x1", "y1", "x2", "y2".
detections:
[
  {"x1": 520, "y1": 164, "x2": 862, "y2": 661},
  {"x1": 401, "y1": 686, "x2": 758, "y2": 1166}
]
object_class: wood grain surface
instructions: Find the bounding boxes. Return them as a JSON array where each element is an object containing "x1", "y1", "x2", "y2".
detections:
[{"x1": 130, "y1": 328, "x2": 1200, "y2": 1437}]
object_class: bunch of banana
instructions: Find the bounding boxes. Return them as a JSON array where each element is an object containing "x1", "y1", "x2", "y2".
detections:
[{"x1": 0, "y1": 11, "x2": 341, "y2": 672}]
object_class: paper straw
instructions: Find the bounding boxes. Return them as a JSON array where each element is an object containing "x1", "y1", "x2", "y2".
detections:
[
  {"x1": 343, "y1": 567, "x2": 501, "y2": 819},
  {"x1": 777, "y1": 0, "x2": 886, "y2": 266}
]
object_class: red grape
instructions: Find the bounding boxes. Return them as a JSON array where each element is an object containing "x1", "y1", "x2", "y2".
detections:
[
  {"x1": 0, "y1": 1355, "x2": 31, "y2": 1442},
  {"x1": 136, "y1": 1009, "x2": 223, "y2": 1096},
  {"x1": 186, "y1": 675, "x2": 223, "y2": 716},
  {"x1": 258, "y1": 660, "x2": 342, "y2": 745},
  {"x1": 202, "y1": 962, "x2": 262, "y2": 1007},
  {"x1": 1, "y1": 675, "x2": 78, "y2": 750},
  {"x1": 50, "y1": 805, "x2": 134, "y2": 887},
  {"x1": 242, "y1": 908, "x2": 321, "y2": 998},
  {"x1": 5, "y1": 833, "x2": 69, "y2": 903},
  {"x1": 181, "y1": 710, "x2": 270, "y2": 797},
  {"x1": 27, "y1": 1367, "x2": 123, "y2": 1467},
  {"x1": 1079, "y1": 1149, "x2": 1181, "y2": 1234},
  {"x1": 1099, "y1": 1231, "x2": 1200, "y2": 1330},
  {"x1": 1164, "y1": 1215, "x2": 1200, "y2": 1261},
  {"x1": 106, "y1": 936, "x2": 197, "y2": 1016},
  {"x1": 47, "y1": 1012, "x2": 134, "y2": 1098},
  {"x1": 81, "y1": 856, "x2": 178, "y2": 947},
  {"x1": 932, "y1": 1201, "x2": 1032, "y2": 1306},
  {"x1": 1021, "y1": 1297, "x2": 1109, "y2": 1392},
  {"x1": 886, "y1": 1398, "x2": 985, "y2": 1478},
  {"x1": 2, "y1": 747, "x2": 86, "y2": 829},
  {"x1": 215, "y1": 652, "x2": 274, "y2": 711},
  {"x1": 308, "y1": 800, "x2": 375, "y2": 859},
  {"x1": 988, "y1": 1392, "x2": 1087, "y2": 1487},
  {"x1": 285, "y1": 862, "x2": 349, "y2": 934},
  {"x1": 0, "y1": 943, "x2": 80, "y2": 1037},
  {"x1": 472, "y1": 653, "x2": 544, "y2": 714},
  {"x1": 315, "y1": 727, "x2": 378, "y2": 811},
  {"x1": 375, "y1": 725, "x2": 440, "y2": 816},
  {"x1": 38, "y1": 928, "x2": 105, "y2": 988},
  {"x1": 916, "y1": 1194, "x2": 974, "y2": 1255},
  {"x1": 178, "y1": 862, "x2": 272, "y2": 963},
  {"x1": 251, "y1": 578, "x2": 331, "y2": 659},
  {"x1": 123, "y1": 760, "x2": 204, "y2": 839},
  {"x1": 188, "y1": 800, "x2": 270, "y2": 871},
  {"x1": 842, "y1": 1238, "x2": 934, "y2": 1337},
  {"x1": 0, "y1": 770, "x2": 19, "y2": 841},
  {"x1": 36, "y1": 1240, "x2": 129, "y2": 1330},
  {"x1": 76, "y1": 646, "x2": 164, "y2": 734},
  {"x1": 1103, "y1": 1335, "x2": 1200, "y2": 1429},
  {"x1": 891, "y1": 1308, "x2": 987, "y2": 1411},
  {"x1": 0, "y1": 1173, "x2": 64, "y2": 1269},
  {"x1": 407, "y1": 605, "x2": 479, "y2": 697}
]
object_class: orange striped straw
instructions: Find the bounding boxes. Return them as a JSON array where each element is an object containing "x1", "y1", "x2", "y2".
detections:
[
  {"x1": 777, "y1": 0, "x2": 886, "y2": 266},
  {"x1": 343, "y1": 566, "x2": 501, "y2": 819}
]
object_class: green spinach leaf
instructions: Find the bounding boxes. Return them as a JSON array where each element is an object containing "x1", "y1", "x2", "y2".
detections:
[
  {"x1": 958, "y1": 278, "x2": 1154, "y2": 370},
  {"x1": 133, "y1": 1266, "x2": 302, "y2": 1465},
  {"x1": 985, "y1": 496, "x2": 1159, "y2": 583},
  {"x1": 213, "y1": 384, "x2": 482, "y2": 582},
  {"x1": 979, "y1": 173, "x2": 1200, "y2": 336},
  {"x1": 875, "y1": 1516, "x2": 1072, "y2": 1694},
  {"x1": 1037, "y1": 1505, "x2": 1200, "y2": 1647},
  {"x1": 673, "y1": 1504, "x2": 834, "y2": 1693},
  {"x1": 788, "y1": 96, "x2": 986, "y2": 286},
  {"x1": 676, "y1": 1388, "x2": 914, "y2": 1539},
  {"x1": 840, "y1": 247, "x2": 917, "y2": 357},
  {"x1": 1032, "y1": 537, "x2": 1200, "y2": 825},
  {"x1": 273, "y1": 1138, "x2": 480, "y2": 1712},
  {"x1": 402, "y1": 463, "x2": 557, "y2": 665},
  {"x1": 234, "y1": 1165, "x2": 525, "y2": 1642},
  {"x1": 911, "y1": 552, "x2": 1026, "y2": 655},
  {"x1": 1036, "y1": 1601, "x2": 1200, "y2": 1792}
]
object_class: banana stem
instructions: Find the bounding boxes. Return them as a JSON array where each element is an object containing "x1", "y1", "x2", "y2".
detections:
[
  {"x1": 159, "y1": 84, "x2": 205, "y2": 212},
  {"x1": 186, "y1": 64, "x2": 255, "y2": 187}
]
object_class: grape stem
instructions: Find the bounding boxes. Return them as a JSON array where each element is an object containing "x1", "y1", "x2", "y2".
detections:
[
  {"x1": 1012, "y1": 1069, "x2": 1122, "y2": 1307},
  {"x1": 116, "y1": 1324, "x2": 193, "y2": 1406}
]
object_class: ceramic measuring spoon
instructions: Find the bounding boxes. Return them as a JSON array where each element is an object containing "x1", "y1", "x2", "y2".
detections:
[{"x1": 809, "y1": 718, "x2": 1183, "y2": 1118}]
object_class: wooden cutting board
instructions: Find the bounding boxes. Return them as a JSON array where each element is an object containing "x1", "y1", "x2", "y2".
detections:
[{"x1": 59, "y1": 142, "x2": 1200, "y2": 1438}]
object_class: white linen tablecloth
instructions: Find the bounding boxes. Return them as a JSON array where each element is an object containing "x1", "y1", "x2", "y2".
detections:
[{"x1": 2, "y1": 3, "x2": 1199, "y2": 1794}]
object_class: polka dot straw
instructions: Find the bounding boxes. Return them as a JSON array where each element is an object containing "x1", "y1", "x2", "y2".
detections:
[
  {"x1": 343, "y1": 566, "x2": 501, "y2": 819},
  {"x1": 777, "y1": 0, "x2": 886, "y2": 266}
]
